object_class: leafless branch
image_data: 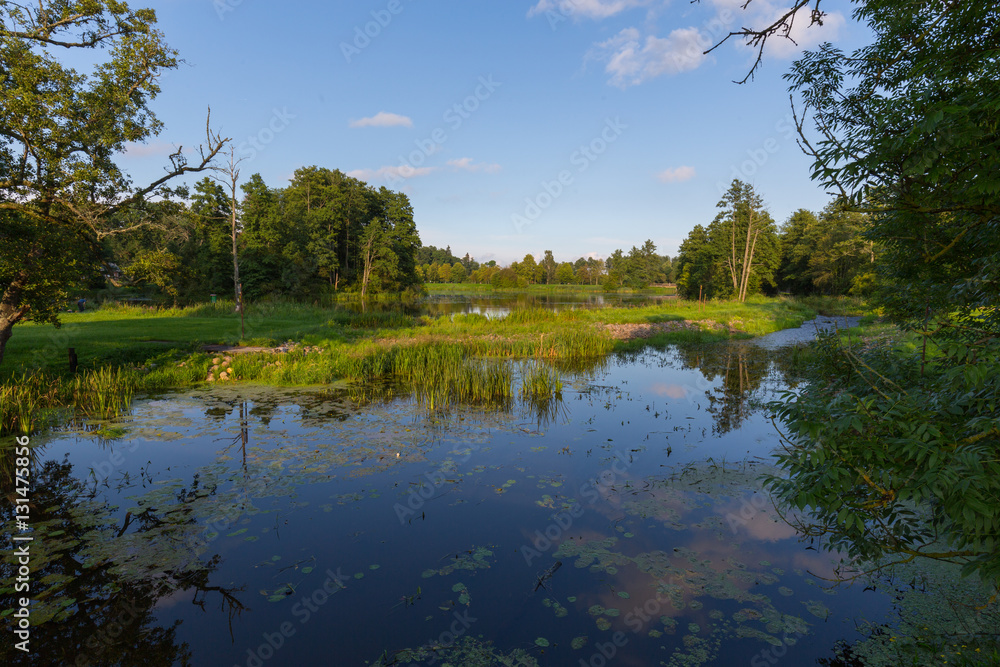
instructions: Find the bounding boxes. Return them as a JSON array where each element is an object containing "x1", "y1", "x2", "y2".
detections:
[{"x1": 698, "y1": 0, "x2": 825, "y2": 83}]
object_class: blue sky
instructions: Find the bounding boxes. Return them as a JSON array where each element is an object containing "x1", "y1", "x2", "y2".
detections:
[{"x1": 120, "y1": 0, "x2": 864, "y2": 265}]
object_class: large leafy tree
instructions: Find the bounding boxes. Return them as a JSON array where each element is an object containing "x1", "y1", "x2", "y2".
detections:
[
  {"x1": 747, "y1": 1, "x2": 1000, "y2": 587},
  {"x1": 709, "y1": 180, "x2": 779, "y2": 301},
  {"x1": 674, "y1": 182, "x2": 779, "y2": 300},
  {"x1": 0, "y1": 1, "x2": 227, "y2": 365}
]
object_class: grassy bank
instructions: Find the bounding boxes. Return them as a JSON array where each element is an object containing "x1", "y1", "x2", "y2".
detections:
[{"x1": 0, "y1": 295, "x2": 860, "y2": 435}]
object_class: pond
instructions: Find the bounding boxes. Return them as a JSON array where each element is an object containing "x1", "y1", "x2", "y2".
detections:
[
  {"x1": 0, "y1": 320, "x2": 931, "y2": 666},
  {"x1": 344, "y1": 291, "x2": 676, "y2": 320}
]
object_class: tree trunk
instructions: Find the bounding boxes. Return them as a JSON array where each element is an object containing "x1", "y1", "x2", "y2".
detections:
[
  {"x1": 231, "y1": 207, "x2": 241, "y2": 311},
  {"x1": 0, "y1": 299, "x2": 30, "y2": 367},
  {"x1": 0, "y1": 265, "x2": 34, "y2": 366},
  {"x1": 740, "y1": 229, "x2": 759, "y2": 302}
]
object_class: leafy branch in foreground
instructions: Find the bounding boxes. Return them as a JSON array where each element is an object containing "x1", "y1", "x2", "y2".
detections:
[
  {"x1": 756, "y1": 1, "x2": 1000, "y2": 590},
  {"x1": 766, "y1": 329, "x2": 1000, "y2": 589}
]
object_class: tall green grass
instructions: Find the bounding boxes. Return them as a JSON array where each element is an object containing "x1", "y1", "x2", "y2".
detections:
[
  {"x1": 0, "y1": 367, "x2": 137, "y2": 436},
  {"x1": 0, "y1": 294, "x2": 843, "y2": 431},
  {"x1": 0, "y1": 374, "x2": 55, "y2": 435},
  {"x1": 73, "y1": 367, "x2": 138, "y2": 419}
]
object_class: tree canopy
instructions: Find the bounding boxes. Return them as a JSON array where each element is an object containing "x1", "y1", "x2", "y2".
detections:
[
  {"x1": 0, "y1": 1, "x2": 227, "y2": 363},
  {"x1": 674, "y1": 180, "x2": 779, "y2": 300},
  {"x1": 758, "y1": 0, "x2": 1000, "y2": 587}
]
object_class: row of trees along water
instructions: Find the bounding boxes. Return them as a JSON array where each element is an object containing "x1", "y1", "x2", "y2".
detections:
[
  {"x1": 105, "y1": 175, "x2": 874, "y2": 303},
  {"x1": 417, "y1": 244, "x2": 669, "y2": 289}
]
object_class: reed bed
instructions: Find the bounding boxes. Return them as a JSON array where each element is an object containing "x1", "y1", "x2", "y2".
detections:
[
  {"x1": 520, "y1": 362, "x2": 563, "y2": 403},
  {"x1": 0, "y1": 374, "x2": 58, "y2": 435},
  {"x1": 0, "y1": 367, "x2": 137, "y2": 435},
  {"x1": 0, "y1": 295, "x2": 856, "y2": 431},
  {"x1": 72, "y1": 367, "x2": 138, "y2": 419}
]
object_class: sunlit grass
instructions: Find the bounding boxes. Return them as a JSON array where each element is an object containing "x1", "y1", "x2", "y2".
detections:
[{"x1": 0, "y1": 294, "x2": 858, "y2": 434}]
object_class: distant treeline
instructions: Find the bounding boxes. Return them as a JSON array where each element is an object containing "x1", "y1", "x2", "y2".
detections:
[
  {"x1": 417, "y1": 243, "x2": 673, "y2": 290},
  {"x1": 106, "y1": 173, "x2": 872, "y2": 304}
]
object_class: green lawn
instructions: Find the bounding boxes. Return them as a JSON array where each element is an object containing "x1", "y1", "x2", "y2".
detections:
[
  {"x1": 1, "y1": 295, "x2": 871, "y2": 435},
  {"x1": 1, "y1": 295, "x2": 845, "y2": 379}
]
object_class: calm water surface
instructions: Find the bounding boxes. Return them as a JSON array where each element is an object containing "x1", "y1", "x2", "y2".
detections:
[
  {"x1": 348, "y1": 291, "x2": 676, "y2": 319},
  {"x1": 4, "y1": 324, "x2": 898, "y2": 667}
]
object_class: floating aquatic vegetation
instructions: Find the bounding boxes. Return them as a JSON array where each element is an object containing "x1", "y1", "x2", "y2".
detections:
[
  {"x1": 837, "y1": 554, "x2": 1000, "y2": 667},
  {"x1": 452, "y1": 582, "x2": 471, "y2": 606},
  {"x1": 802, "y1": 600, "x2": 830, "y2": 619},
  {"x1": 370, "y1": 636, "x2": 539, "y2": 667},
  {"x1": 554, "y1": 535, "x2": 815, "y2": 655},
  {"x1": 421, "y1": 546, "x2": 495, "y2": 578}
]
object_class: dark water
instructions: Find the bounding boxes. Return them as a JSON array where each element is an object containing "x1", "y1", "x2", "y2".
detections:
[{"x1": 2, "y1": 330, "x2": 906, "y2": 667}]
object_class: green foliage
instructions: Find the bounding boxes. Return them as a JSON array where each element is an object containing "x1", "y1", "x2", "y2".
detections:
[
  {"x1": 675, "y1": 181, "x2": 779, "y2": 300},
  {"x1": 777, "y1": 203, "x2": 876, "y2": 296},
  {"x1": 768, "y1": 0, "x2": 1000, "y2": 590},
  {"x1": 768, "y1": 331, "x2": 1000, "y2": 588},
  {"x1": 555, "y1": 261, "x2": 575, "y2": 284},
  {"x1": 490, "y1": 268, "x2": 519, "y2": 289},
  {"x1": 787, "y1": 1, "x2": 1000, "y2": 327},
  {"x1": 602, "y1": 240, "x2": 664, "y2": 290},
  {"x1": 0, "y1": 1, "x2": 226, "y2": 364}
]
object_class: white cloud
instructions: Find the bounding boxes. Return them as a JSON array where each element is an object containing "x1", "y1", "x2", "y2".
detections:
[
  {"x1": 528, "y1": 0, "x2": 650, "y2": 20},
  {"x1": 448, "y1": 157, "x2": 502, "y2": 173},
  {"x1": 348, "y1": 112, "x2": 413, "y2": 128},
  {"x1": 575, "y1": 2, "x2": 846, "y2": 88},
  {"x1": 592, "y1": 26, "x2": 709, "y2": 88},
  {"x1": 347, "y1": 165, "x2": 435, "y2": 181},
  {"x1": 657, "y1": 166, "x2": 696, "y2": 183}
]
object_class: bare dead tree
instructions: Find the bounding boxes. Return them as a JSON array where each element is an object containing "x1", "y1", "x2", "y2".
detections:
[{"x1": 212, "y1": 146, "x2": 248, "y2": 312}]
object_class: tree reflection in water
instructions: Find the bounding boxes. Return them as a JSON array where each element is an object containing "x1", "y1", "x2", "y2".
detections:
[{"x1": 1, "y1": 445, "x2": 246, "y2": 666}]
